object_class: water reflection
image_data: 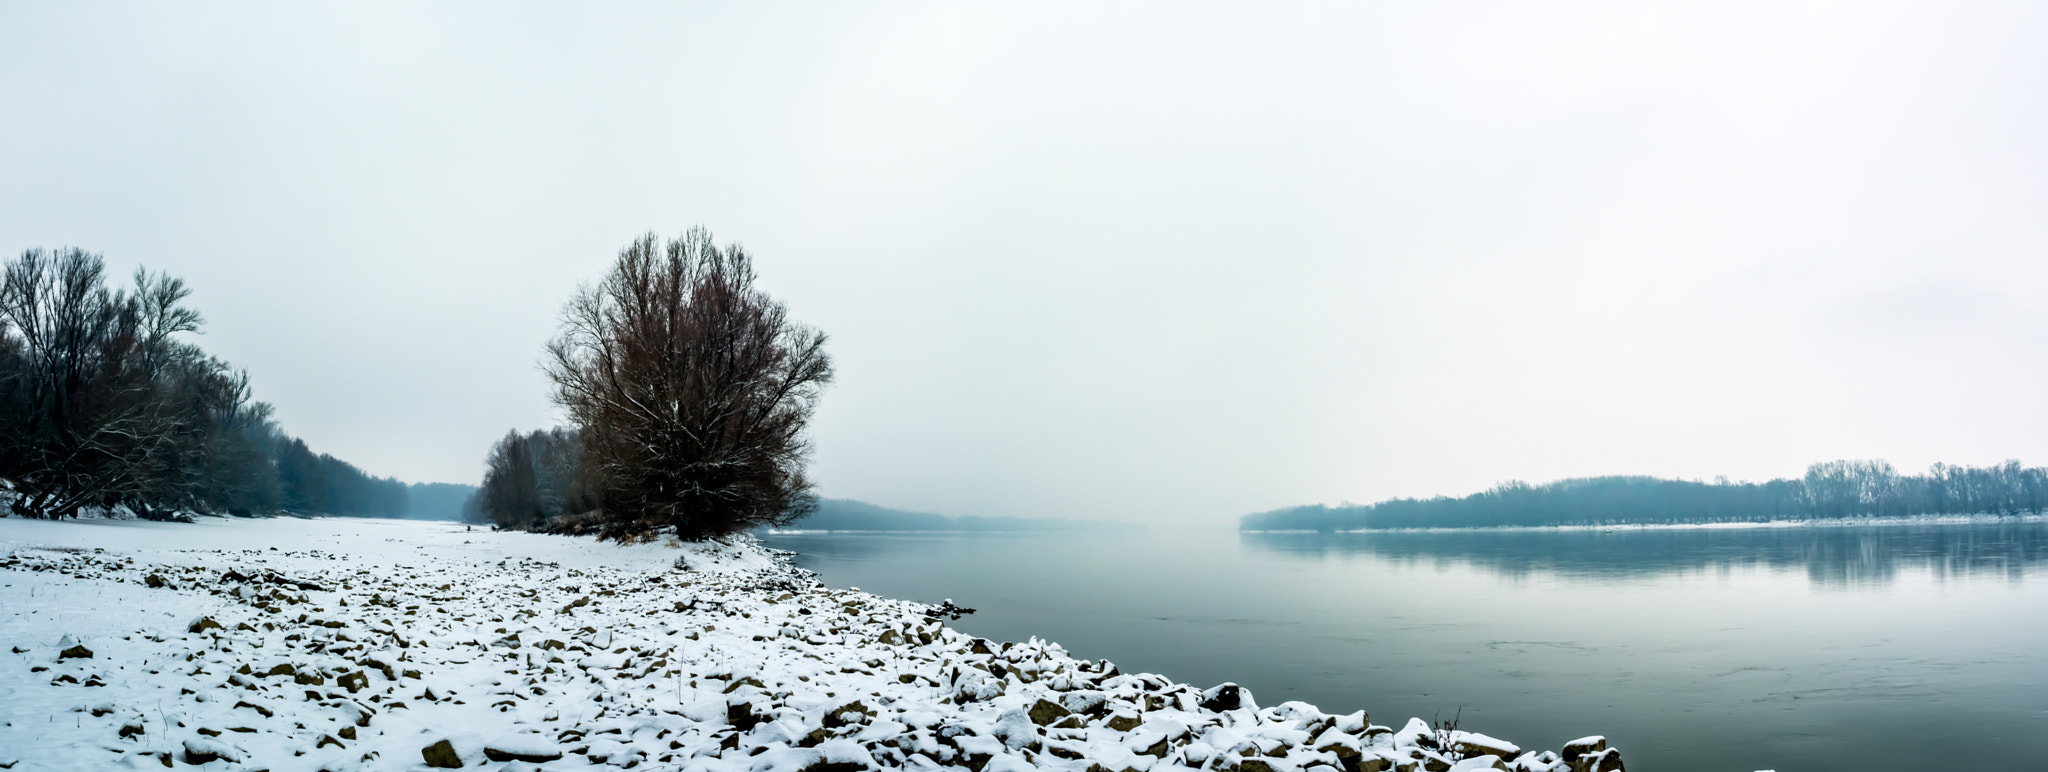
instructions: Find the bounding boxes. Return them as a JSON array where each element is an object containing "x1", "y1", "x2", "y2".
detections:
[{"x1": 1240, "y1": 519, "x2": 2048, "y2": 586}]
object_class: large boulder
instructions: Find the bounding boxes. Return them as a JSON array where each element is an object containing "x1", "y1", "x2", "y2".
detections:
[
  {"x1": 990, "y1": 708, "x2": 1042, "y2": 751},
  {"x1": 182, "y1": 738, "x2": 239, "y2": 765},
  {"x1": 1029, "y1": 698, "x2": 1072, "y2": 726},
  {"x1": 1452, "y1": 732, "x2": 1520, "y2": 760},
  {"x1": 1571, "y1": 748, "x2": 1625, "y2": 772},
  {"x1": 1561, "y1": 736, "x2": 1607, "y2": 764},
  {"x1": 421, "y1": 738, "x2": 464, "y2": 768},
  {"x1": 1200, "y1": 683, "x2": 1253, "y2": 713},
  {"x1": 483, "y1": 736, "x2": 564, "y2": 763}
]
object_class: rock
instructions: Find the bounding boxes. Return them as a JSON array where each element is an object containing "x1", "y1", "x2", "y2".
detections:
[
  {"x1": 145, "y1": 574, "x2": 166, "y2": 588},
  {"x1": 728, "y1": 700, "x2": 769, "y2": 732},
  {"x1": 188, "y1": 616, "x2": 222, "y2": 634},
  {"x1": 231, "y1": 701, "x2": 273, "y2": 718},
  {"x1": 715, "y1": 675, "x2": 765, "y2": 694},
  {"x1": 421, "y1": 739, "x2": 464, "y2": 768},
  {"x1": 359, "y1": 656, "x2": 397, "y2": 680},
  {"x1": 991, "y1": 708, "x2": 1041, "y2": 751},
  {"x1": 338, "y1": 671, "x2": 370, "y2": 693},
  {"x1": 58, "y1": 644, "x2": 92, "y2": 659},
  {"x1": 1029, "y1": 698, "x2": 1072, "y2": 726},
  {"x1": 1446, "y1": 756, "x2": 1507, "y2": 772},
  {"x1": 119, "y1": 723, "x2": 145, "y2": 738},
  {"x1": 339, "y1": 726, "x2": 356, "y2": 740},
  {"x1": 1060, "y1": 690, "x2": 1107, "y2": 715},
  {"x1": 1201, "y1": 683, "x2": 1252, "y2": 712},
  {"x1": 1139, "y1": 735, "x2": 1170, "y2": 758},
  {"x1": 1560, "y1": 736, "x2": 1606, "y2": 763},
  {"x1": 1453, "y1": 733, "x2": 1519, "y2": 760},
  {"x1": 483, "y1": 737, "x2": 565, "y2": 763},
  {"x1": 182, "y1": 738, "x2": 238, "y2": 765},
  {"x1": 1105, "y1": 714, "x2": 1143, "y2": 732},
  {"x1": 804, "y1": 739, "x2": 877, "y2": 772},
  {"x1": 1237, "y1": 761, "x2": 1277, "y2": 772},
  {"x1": 951, "y1": 669, "x2": 1004, "y2": 702},
  {"x1": 1570, "y1": 748, "x2": 1624, "y2": 772},
  {"x1": 318, "y1": 734, "x2": 345, "y2": 749},
  {"x1": 821, "y1": 699, "x2": 871, "y2": 728}
]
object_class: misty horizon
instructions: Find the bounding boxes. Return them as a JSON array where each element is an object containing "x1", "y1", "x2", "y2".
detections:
[{"x1": 8, "y1": 3, "x2": 2048, "y2": 528}]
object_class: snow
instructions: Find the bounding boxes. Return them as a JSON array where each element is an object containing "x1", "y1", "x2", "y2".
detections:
[{"x1": 1, "y1": 515, "x2": 1622, "y2": 771}]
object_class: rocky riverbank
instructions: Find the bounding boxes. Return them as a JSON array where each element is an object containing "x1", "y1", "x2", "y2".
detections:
[{"x1": 0, "y1": 517, "x2": 1625, "y2": 771}]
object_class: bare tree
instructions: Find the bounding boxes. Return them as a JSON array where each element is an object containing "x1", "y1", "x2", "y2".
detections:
[
  {"x1": 1, "y1": 247, "x2": 400, "y2": 521},
  {"x1": 544, "y1": 228, "x2": 832, "y2": 540},
  {"x1": 0, "y1": 249, "x2": 188, "y2": 517}
]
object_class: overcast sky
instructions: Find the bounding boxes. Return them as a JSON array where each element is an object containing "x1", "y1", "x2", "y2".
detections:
[{"x1": 5, "y1": 2, "x2": 2047, "y2": 526}]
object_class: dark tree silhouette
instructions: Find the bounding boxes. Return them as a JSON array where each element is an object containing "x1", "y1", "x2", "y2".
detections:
[
  {"x1": 544, "y1": 228, "x2": 832, "y2": 540},
  {"x1": 1, "y1": 247, "x2": 405, "y2": 520},
  {"x1": 1241, "y1": 459, "x2": 2048, "y2": 531},
  {"x1": 474, "y1": 428, "x2": 594, "y2": 530}
]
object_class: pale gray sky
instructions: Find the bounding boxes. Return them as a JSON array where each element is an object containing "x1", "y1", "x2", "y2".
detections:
[{"x1": 5, "y1": 2, "x2": 2047, "y2": 527}]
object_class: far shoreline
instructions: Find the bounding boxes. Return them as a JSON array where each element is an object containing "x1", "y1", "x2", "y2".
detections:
[{"x1": 1239, "y1": 511, "x2": 2048, "y2": 535}]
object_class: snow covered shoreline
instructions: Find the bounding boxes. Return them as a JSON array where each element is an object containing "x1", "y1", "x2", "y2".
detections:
[{"x1": 1, "y1": 517, "x2": 1626, "y2": 772}]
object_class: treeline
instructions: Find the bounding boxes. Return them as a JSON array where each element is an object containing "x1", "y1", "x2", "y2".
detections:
[
  {"x1": 0, "y1": 248, "x2": 409, "y2": 519},
  {"x1": 464, "y1": 428, "x2": 600, "y2": 530},
  {"x1": 1241, "y1": 459, "x2": 2048, "y2": 531}
]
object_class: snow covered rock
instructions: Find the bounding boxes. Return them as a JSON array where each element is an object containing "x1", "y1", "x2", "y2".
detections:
[
  {"x1": 1201, "y1": 681, "x2": 1253, "y2": 712},
  {"x1": 421, "y1": 738, "x2": 464, "y2": 768},
  {"x1": 1454, "y1": 730, "x2": 1521, "y2": 760},
  {"x1": 1448, "y1": 755, "x2": 1507, "y2": 771},
  {"x1": 181, "y1": 737, "x2": 239, "y2": 765},
  {"x1": 1561, "y1": 735, "x2": 1608, "y2": 763},
  {"x1": 483, "y1": 734, "x2": 564, "y2": 763}
]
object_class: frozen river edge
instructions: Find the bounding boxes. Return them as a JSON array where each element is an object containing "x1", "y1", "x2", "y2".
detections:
[{"x1": 0, "y1": 516, "x2": 1626, "y2": 772}]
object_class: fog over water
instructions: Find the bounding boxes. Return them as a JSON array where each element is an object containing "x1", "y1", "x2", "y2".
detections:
[
  {"x1": 767, "y1": 520, "x2": 2048, "y2": 772},
  {"x1": 6, "y1": 4, "x2": 2048, "y2": 525}
]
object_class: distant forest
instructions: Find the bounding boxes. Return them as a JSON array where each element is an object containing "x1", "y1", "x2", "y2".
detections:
[
  {"x1": 1242, "y1": 459, "x2": 2048, "y2": 531},
  {"x1": 0, "y1": 248, "x2": 442, "y2": 520},
  {"x1": 786, "y1": 498, "x2": 1141, "y2": 533}
]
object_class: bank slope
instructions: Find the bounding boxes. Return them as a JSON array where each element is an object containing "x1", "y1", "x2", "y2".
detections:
[{"x1": 0, "y1": 516, "x2": 1623, "y2": 772}]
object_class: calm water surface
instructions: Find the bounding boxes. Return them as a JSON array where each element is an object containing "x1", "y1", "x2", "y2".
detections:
[{"x1": 762, "y1": 521, "x2": 2048, "y2": 772}]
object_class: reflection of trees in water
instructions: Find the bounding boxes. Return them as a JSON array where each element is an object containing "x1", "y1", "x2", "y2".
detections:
[{"x1": 1240, "y1": 521, "x2": 2048, "y2": 586}]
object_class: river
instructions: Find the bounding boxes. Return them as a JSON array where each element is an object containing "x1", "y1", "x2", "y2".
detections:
[{"x1": 763, "y1": 519, "x2": 2048, "y2": 771}]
